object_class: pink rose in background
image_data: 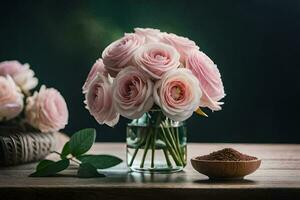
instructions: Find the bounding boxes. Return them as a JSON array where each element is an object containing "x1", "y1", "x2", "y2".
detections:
[
  {"x1": 13, "y1": 63, "x2": 38, "y2": 93},
  {"x1": 185, "y1": 50, "x2": 225, "y2": 111},
  {"x1": 0, "y1": 60, "x2": 23, "y2": 75},
  {"x1": 0, "y1": 76, "x2": 24, "y2": 121},
  {"x1": 82, "y1": 59, "x2": 109, "y2": 93},
  {"x1": 0, "y1": 60, "x2": 38, "y2": 93},
  {"x1": 25, "y1": 85, "x2": 68, "y2": 132},
  {"x1": 85, "y1": 74, "x2": 119, "y2": 127},
  {"x1": 153, "y1": 68, "x2": 201, "y2": 121},
  {"x1": 112, "y1": 66, "x2": 153, "y2": 119},
  {"x1": 160, "y1": 33, "x2": 199, "y2": 62},
  {"x1": 102, "y1": 33, "x2": 145, "y2": 77},
  {"x1": 134, "y1": 27, "x2": 162, "y2": 43},
  {"x1": 134, "y1": 43, "x2": 180, "y2": 79}
]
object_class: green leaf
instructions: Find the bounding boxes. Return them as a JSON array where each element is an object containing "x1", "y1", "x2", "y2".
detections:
[
  {"x1": 60, "y1": 142, "x2": 71, "y2": 159},
  {"x1": 30, "y1": 159, "x2": 70, "y2": 177},
  {"x1": 77, "y1": 154, "x2": 122, "y2": 169},
  {"x1": 77, "y1": 163, "x2": 105, "y2": 178},
  {"x1": 36, "y1": 159, "x2": 55, "y2": 171},
  {"x1": 69, "y1": 128, "x2": 96, "y2": 156}
]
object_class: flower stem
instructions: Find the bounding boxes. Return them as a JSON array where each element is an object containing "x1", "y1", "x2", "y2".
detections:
[
  {"x1": 129, "y1": 132, "x2": 146, "y2": 166},
  {"x1": 175, "y1": 127, "x2": 186, "y2": 165},
  {"x1": 69, "y1": 157, "x2": 82, "y2": 165},
  {"x1": 140, "y1": 131, "x2": 152, "y2": 168},
  {"x1": 151, "y1": 130, "x2": 156, "y2": 168},
  {"x1": 165, "y1": 125, "x2": 179, "y2": 154},
  {"x1": 163, "y1": 148, "x2": 172, "y2": 167},
  {"x1": 149, "y1": 112, "x2": 162, "y2": 169},
  {"x1": 51, "y1": 151, "x2": 81, "y2": 165},
  {"x1": 162, "y1": 120, "x2": 184, "y2": 165},
  {"x1": 51, "y1": 150, "x2": 61, "y2": 156},
  {"x1": 168, "y1": 119, "x2": 185, "y2": 165},
  {"x1": 129, "y1": 148, "x2": 139, "y2": 167},
  {"x1": 169, "y1": 125, "x2": 185, "y2": 165},
  {"x1": 160, "y1": 125, "x2": 182, "y2": 166}
]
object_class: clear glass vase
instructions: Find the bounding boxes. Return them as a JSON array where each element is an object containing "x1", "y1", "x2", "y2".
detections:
[{"x1": 126, "y1": 109, "x2": 187, "y2": 173}]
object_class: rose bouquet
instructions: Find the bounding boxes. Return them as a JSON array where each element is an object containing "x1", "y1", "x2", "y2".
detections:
[
  {"x1": 83, "y1": 28, "x2": 225, "y2": 172},
  {"x1": 0, "y1": 60, "x2": 68, "y2": 133}
]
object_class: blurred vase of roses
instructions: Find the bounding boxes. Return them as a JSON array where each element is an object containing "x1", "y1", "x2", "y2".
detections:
[
  {"x1": 83, "y1": 28, "x2": 225, "y2": 173},
  {"x1": 0, "y1": 60, "x2": 69, "y2": 165}
]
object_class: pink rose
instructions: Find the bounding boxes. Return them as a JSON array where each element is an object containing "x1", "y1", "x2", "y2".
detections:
[
  {"x1": 0, "y1": 60, "x2": 38, "y2": 93},
  {"x1": 85, "y1": 74, "x2": 119, "y2": 127},
  {"x1": 153, "y1": 68, "x2": 201, "y2": 121},
  {"x1": 112, "y1": 66, "x2": 154, "y2": 119},
  {"x1": 185, "y1": 50, "x2": 225, "y2": 111},
  {"x1": 25, "y1": 85, "x2": 69, "y2": 132},
  {"x1": 0, "y1": 60, "x2": 23, "y2": 75},
  {"x1": 134, "y1": 27, "x2": 162, "y2": 42},
  {"x1": 0, "y1": 76, "x2": 24, "y2": 121},
  {"x1": 160, "y1": 33, "x2": 199, "y2": 62},
  {"x1": 102, "y1": 33, "x2": 145, "y2": 77},
  {"x1": 134, "y1": 43, "x2": 180, "y2": 79},
  {"x1": 82, "y1": 59, "x2": 108, "y2": 93}
]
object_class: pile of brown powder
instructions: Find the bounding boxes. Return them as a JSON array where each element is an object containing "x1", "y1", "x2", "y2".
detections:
[{"x1": 196, "y1": 148, "x2": 257, "y2": 161}]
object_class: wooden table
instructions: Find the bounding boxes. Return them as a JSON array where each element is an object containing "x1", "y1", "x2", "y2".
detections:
[{"x1": 1, "y1": 143, "x2": 300, "y2": 200}]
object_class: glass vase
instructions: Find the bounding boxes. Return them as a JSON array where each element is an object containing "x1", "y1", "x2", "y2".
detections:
[{"x1": 126, "y1": 109, "x2": 187, "y2": 173}]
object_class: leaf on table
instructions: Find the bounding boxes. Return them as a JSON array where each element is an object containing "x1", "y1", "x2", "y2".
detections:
[
  {"x1": 36, "y1": 159, "x2": 55, "y2": 171},
  {"x1": 69, "y1": 128, "x2": 96, "y2": 156},
  {"x1": 60, "y1": 142, "x2": 71, "y2": 159},
  {"x1": 77, "y1": 154, "x2": 122, "y2": 169},
  {"x1": 77, "y1": 162, "x2": 105, "y2": 178},
  {"x1": 30, "y1": 159, "x2": 70, "y2": 177}
]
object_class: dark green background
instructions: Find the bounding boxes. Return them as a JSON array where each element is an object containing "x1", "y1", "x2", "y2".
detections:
[{"x1": 1, "y1": 0, "x2": 299, "y2": 143}]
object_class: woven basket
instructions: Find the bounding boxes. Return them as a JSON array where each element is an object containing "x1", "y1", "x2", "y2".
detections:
[{"x1": 0, "y1": 126, "x2": 56, "y2": 166}]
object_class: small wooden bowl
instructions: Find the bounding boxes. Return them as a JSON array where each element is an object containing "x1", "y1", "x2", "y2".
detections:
[{"x1": 191, "y1": 157, "x2": 261, "y2": 180}]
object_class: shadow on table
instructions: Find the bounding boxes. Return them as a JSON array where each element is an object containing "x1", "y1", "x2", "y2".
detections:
[
  {"x1": 88, "y1": 169, "x2": 189, "y2": 183},
  {"x1": 193, "y1": 178, "x2": 258, "y2": 185}
]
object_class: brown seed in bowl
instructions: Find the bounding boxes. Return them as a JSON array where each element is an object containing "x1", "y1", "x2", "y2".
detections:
[
  {"x1": 196, "y1": 148, "x2": 257, "y2": 161},
  {"x1": 191, "y1": 148, "x2": 261, "y2": 179}
]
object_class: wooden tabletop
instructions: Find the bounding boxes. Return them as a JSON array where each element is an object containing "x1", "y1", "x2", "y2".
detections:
[{"x1": 1, "y1": 143, "x2": 300, "y2": 200}]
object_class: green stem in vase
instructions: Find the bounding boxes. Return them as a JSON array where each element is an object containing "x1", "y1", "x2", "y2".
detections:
[
  {"x1": 163, "y1": 148, "x2": 172, "y2": 167},
  {"x1": 151, "y1": 129, "x2": 157, "y2": 168},
  {"x1": 173, "y1": 127, "x2": 181, "y2": 154},
  {"x1": 166, "y1": 125, "x2": 179, "y2": 154},
  {"x1": 129, "y1": 134, "x2": 146, "y2": 167},
  {"x1": 129, "y1": 148, "x2": 139, "y2": 167},
  {"x1": 140, "y1": 130, "x2": 152, "y2": 168},
  {"x1": 149, "y1": 112, "x2": 162, "y2": 169},
  {"x1": 162, "y1": 120, "x2": 184, "y2": 165},
  {"x1": 167, "y1": 119, "x2": 185, "y2": 166},
  {"x1": 169, "y1": 124, "x2": 185, "y2": 165},
  {"x1": 160, "y1": 125, "x2": 183, "y2": 166},
  {"x1": 175, "y1": 127, "x2": 186, "y2": 165}
]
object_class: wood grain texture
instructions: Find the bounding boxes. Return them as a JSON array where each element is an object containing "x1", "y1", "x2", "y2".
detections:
[{"x1": 0, "y1": 143, "x2": 300, "y2": 200}]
